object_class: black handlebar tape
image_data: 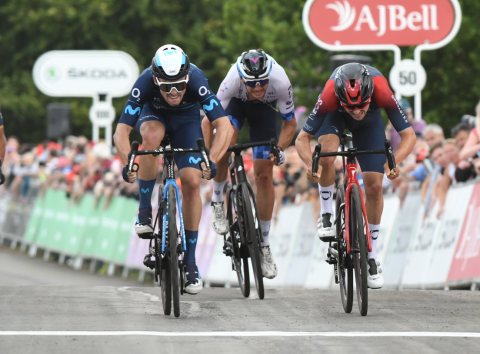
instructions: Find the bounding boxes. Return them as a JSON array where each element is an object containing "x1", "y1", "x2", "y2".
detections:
[{"x1": 385, "y1": 141, "x2": 396, "y2": 170}]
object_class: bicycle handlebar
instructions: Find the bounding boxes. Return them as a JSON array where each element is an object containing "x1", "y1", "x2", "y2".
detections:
[
  {"x1": 311, "y1": 140, "x2": 397, "y2": 173},
  {"x1": 126, "y1": 139, "x2": 210, "y2": 173},
  {"x1": 227, "y1": 138, "x2": 280, "y2": 162}
]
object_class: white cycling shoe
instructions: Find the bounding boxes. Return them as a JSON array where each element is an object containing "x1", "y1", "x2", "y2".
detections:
[
  {"x1": 211, "y1": 202, "x2": 229, "y2": 235},
  {"x1": 260, "y1": 246, "x2": 278, "y2": 279},
  {"x1": 317, "y1": 213, "x2": 335, "y2": 241},
  {"x1": 367, "y1": 258, "x2": 384, "y2": 289}
]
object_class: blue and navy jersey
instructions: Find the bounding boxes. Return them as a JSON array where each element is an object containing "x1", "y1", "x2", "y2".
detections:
[
  {"x1": 0, "y1": 111, "x2": 3, "y2": 125},
  {"x1": 118, "y1": 63, "x2": 226, "y2": 127},
  {"x1": 302, "y1": 65, "x2": 410, "y2": 135}
]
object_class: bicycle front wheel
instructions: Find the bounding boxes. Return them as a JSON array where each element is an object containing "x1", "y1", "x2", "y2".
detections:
[
  {"x1": 167, "y1": 185, "x2": 181, "y2": 318},
  {"x1": 336, "y1": 186, "x2": 353, "y2": 313},
  {"x1": 227, "y1": 187, "x2": 250, "y2": 297},
  {"x1": 240, "y1": 184, "x2": 264, "y2": 300},
  {"x1": 350, "y1": 184, "x2": 368, "y2": 316}
]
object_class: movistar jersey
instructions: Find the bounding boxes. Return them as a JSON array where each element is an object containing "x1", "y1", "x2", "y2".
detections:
[{"x1": 118, "y1": 63, "x2": 226, "y2": 127}]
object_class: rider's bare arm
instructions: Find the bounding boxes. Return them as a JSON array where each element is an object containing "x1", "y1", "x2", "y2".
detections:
[
  {"x1": 295, "y1": 130, "x2": 315, "y2": 173},
  {"x1": 277, "y1": 118, "x2": 297, "y2": 151},
  {"x1": 209, "y1": 116, "x2": 233, "y2": 163},
  {"x1": 394, "y1": 127, "x2": 416, "y2": 166},
  {"x1": 113, "y1": 123, "x2": 134, "y2": 165}
]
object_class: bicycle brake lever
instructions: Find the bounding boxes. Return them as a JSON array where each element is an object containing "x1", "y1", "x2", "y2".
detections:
[
  {"x1": 128, "y1": 141, "x2": 140, "y2": 172},
  {"x1": 197, "y1": 138, "x2": 210, "y2": 169},
  {"x1": 385, "y1": 140, "x2": 396, "y2": 171},
  {"x1": 312, "y1": 144, "x2": 322, "y2": 177}
]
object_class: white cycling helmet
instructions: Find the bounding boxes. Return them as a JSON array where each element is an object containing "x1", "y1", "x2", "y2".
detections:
[
  {"x1": 151, "y1": 44, "x2": 190, "y2": 81},
  {"x1": 236, "y1": 49, "x2": 272, "y2": 80}
]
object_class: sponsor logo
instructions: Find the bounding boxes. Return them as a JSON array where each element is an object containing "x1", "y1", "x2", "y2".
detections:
[
  {"x1": 124, "y1": 105, "x2": 141, "y2": 116},
  {"x1": 303, "y1": 0, "x2": 459, "y2": 46},
  {"x1": 67, "y1": 68, "x2": 128, "y2": 79},
  {"x1": 202, "y1": 99, "x2": 219, "y2": 112},
  {"x1": 188, "y1": 156, "x2": 202, "y2": 164}
]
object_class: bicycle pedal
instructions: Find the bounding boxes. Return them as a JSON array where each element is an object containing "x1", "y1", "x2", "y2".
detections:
[
  {"x1": 319, "y1": 235, "x2": 336, "y2": 242},
  {"x1": 223, "y1": 242, "x2": 233, "y2": 257},
  {"x1": 143, "y1": 255, "x2": 155, "y2": 269},
  {"x1": 138, "y1": 232, "x2": 154, "y2": 240}
]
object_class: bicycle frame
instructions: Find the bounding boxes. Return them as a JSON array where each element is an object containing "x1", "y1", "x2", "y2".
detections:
[
  {"x1": 160, "y1": 153, "x2": 186, "y2": 256},
  {"x1": 312, "y1": 136, "x2": 396, "y2": 255},
  {"x1": 342, "y1": 155, "x2": 371, "y2": 255}
]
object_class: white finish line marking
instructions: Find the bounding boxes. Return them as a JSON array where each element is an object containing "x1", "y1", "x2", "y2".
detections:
[{"x1": 0, "y1": 331, "x2": 479, "y2": 338}]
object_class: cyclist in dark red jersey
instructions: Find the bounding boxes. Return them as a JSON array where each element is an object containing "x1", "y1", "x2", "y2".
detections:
[{"x1": 295, "y1": 63, "x2": 416, "y2": 289}]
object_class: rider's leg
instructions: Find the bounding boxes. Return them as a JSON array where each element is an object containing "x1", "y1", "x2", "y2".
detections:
[
  {"x1": 253, "y1": 159, "x2": 274, "y2": 245},
  {"x1": 179, "y1": 167, "x2": 203, "y2": 263},
  {"x1": 203, "y1": 117, "x2": 237, "y2": 234},
  {"x1": 362, "y1": 171, "x2": 384, "y2": 259},
  {"x1": 136, "y1": 120, "x2": 165, "y2": 235},
  {"x1": 317, "y1": 134, "x2": 340, "y2": 238}
]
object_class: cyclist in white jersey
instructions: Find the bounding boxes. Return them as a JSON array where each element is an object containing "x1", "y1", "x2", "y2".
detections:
[{"x1": 202, "y1": 49, "x2": 297, "y2": 279}]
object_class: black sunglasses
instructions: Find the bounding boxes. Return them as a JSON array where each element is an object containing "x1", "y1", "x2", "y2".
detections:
[{"x1": 244, "y1": 79, "x2": 269, "y2": 88}]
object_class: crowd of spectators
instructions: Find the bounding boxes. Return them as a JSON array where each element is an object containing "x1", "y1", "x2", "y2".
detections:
[
  {"x1": 1, "y1": 98, "x2": 480, "y2": 226},
  {"x1": 0, "y1": 135, "x2": 139, "y2": 208}
]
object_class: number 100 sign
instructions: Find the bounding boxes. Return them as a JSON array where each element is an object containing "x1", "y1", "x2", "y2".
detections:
[{"x1": 389, "y1": 59, "x2": 427, "y2": 97}]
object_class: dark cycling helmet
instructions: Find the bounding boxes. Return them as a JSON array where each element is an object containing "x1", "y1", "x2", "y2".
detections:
[
  {"x1": 236, "y1": 49, "x2": 272, "y2": 80},
  {"x1": 334, "y1": 63, "x2": 374, "y2": 107},
  {"x1": 151, "y1": 44, "x2": 190, "y2": 81}
]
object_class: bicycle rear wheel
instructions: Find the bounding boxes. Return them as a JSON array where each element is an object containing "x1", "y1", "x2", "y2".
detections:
[
  {"x1": 350, "y1": 185, "x2": 368, "y2": 316},
  {"x1": 227, "y1": 187, "x2": 250, "y2": 297},
  {"x1": 240, "y1": 184, "x2": 264, "y2": 300},
  {"x1": 167, "y1": 185, "x2": 181, "y2": 318},
  {"x1": 336, "y1": 186, "x2": 353, "y2": 313}
]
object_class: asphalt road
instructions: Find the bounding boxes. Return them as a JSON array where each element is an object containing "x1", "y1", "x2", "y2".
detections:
[{"x1": 0, "y1": 246, "x2": 479, "y2": 354}]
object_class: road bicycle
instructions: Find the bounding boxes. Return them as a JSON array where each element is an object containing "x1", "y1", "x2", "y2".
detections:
[
  {"x1": 127, "y1": 138, "x2": 210, "y2": 318},
  {"x1": 222, "y1": 139, "x2": 280, "y2": 300},
  {"x1": 312, "y1": 131, "x2": 396, "y2": 316}
]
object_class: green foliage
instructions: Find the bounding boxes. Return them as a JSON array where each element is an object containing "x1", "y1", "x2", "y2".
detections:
[{"x1": 0, "y1": 0, "x2": 477, "y2": 143}]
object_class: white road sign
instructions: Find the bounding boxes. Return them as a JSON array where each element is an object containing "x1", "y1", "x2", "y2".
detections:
[{"x1": 389, "y1": 59, "x2": 427, "y2": 97}]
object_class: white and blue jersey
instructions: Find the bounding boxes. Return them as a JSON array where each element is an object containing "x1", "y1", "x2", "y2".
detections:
[{"x1": 216, "y1": 55, "x2": 295, "y2": 159}]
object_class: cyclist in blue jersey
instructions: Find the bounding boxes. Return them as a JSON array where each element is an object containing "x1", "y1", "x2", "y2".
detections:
[
  {"x1": 114, "y1": 44, "x2": 232, "y2": 294},
  {"x1": 202, "y1": 49, "x2": 297, "y2": 279},
  {"x1": 0, "y1": 110, "x2": 6, "y2": 185},
  {"x1": 295, "y1": 63, "x2": 416, "y2": 289}
]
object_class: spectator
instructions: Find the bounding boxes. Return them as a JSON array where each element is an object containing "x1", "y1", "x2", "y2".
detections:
[
  {"x1": 457, "y1": 101, "x2": 480, "y2": 181},
  {"x1": 0, "y1": 110, "x2": 6, "y2": 187},
  {"x1": 451, "y1": 121, "x2": 472, "y2": 150}
]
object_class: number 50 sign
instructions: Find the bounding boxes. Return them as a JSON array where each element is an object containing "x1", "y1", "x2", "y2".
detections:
[{"x1": 389, "y1": 59, "x2": 427, "y2": 97}]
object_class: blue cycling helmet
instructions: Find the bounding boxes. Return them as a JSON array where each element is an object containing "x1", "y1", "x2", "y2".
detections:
[{"x1": 151, "y1": 44, "x2": 190, "y2": 81}]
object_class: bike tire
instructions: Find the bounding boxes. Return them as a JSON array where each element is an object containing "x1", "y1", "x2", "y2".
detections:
[
  {"x1": 241, "y1": 184, "x2": 264, "y2": 300},
  {"x1": 160, "y1": 255, "x2": 172, "y2": 316},
  {"x1": 155, "y1": 184, "x2": 171, "y2": 316},
  {"x1": 167, "y1": 185, "x2": 181, "y2": 318},
  {"x1": 227, "y1": 187, "x2": 250, "y2": 297},
  {"x1": 350, "y1": 185, "x2": 368, "y2": 316},
  {"x1": 336, "y1": 186, "x2": 353, "y2": 313}
]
